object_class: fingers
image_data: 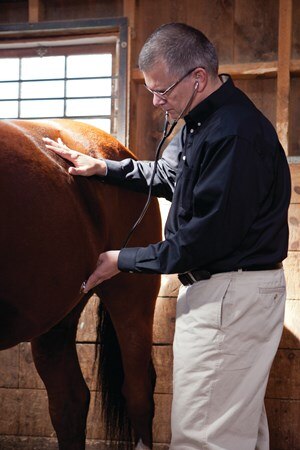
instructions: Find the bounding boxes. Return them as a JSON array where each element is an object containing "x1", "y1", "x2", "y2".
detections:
[
  {"x1": 83, "y1": 271, "x2": 102, "y2": 293},
  {"x1": 43, "y1": 136, "x2": 77, "y2": 159},
  {"x1": 82, "y1": 251, "x2": 120, "y2": 293}
]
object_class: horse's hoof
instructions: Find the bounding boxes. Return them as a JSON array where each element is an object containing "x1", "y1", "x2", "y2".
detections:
[{"x1": 135, "y1": 439, "x2": 151, "y2": 450}]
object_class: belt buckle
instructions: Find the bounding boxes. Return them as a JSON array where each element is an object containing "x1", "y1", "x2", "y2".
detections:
[
  {"x1": 178, "y1": 272, "x2": 193, "y2": 286},
  {"x1": 178, "y1": 270, "x2": 211, "y2": 286}
]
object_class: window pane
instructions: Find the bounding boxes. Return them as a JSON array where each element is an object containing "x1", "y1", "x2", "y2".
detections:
[
  {"x1": 67, "y1": 54, "x2": 112, "y2": 78},
  {"x1": 76, "y1": 118, "x2": 111, "y2": 133},
  {"x1": 66, "y1": 78, "x2": 111, "y2": 97},
  {"x1": 21, "y1": 80, "x2": 65, "y2": 99},
  {"x1": 0, "y1": 82, "x2": 19, "y2": 99},
  {"x1": 0, "y1": 59, "x2": 19, "y2": 81},
  {"x1": 20, "y1": 99, "x2": 64, "y2": 118},
  {"x1": 66, "y1": 98, "x2": 111, "y2": 116},
  {"x1": 21, "y1": 56, "x2": 65, "y2": 80},
  {"x1": 0, "y1": 101, "x2": 18, "y2": 118}
]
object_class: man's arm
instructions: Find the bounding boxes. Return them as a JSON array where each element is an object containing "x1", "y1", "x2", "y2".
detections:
[{"x1": 43, "y1": 130, "x2": 183, "y2": 200}]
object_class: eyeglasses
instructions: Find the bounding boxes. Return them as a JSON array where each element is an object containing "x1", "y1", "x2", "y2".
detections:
[{"x1": 144, "y1": 67, "x2": 198, "y2": 100}]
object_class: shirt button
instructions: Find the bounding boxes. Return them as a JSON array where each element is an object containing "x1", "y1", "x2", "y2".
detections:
[
  {"x1": 190, "y1": 128, "x2": 194, "y2": 133},
  {"x1": 197, "y1": 122, "x2": 201, "y2": 126},
  {"x1": 183, "y1": 155, "x2": 186, "y2": 161}
]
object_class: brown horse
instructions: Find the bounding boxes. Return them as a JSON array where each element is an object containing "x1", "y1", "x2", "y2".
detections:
[{"x1": 0, "y1": 119, "x2": 162, "y2": 449}]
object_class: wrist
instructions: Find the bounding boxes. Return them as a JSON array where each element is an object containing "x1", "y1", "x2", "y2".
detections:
[{"x1": 96, "y1": 159, "x2": 108, "y2": 176}]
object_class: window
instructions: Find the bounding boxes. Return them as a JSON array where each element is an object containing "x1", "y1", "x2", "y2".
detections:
[
  {"x1": 0, "y1": 18, "x2": 128, "y2": 143},
  {"x1": 0, "y1": 51, "x2": 114, "y2": 134}
]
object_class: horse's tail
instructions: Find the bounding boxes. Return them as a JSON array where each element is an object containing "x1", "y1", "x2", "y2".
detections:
[{"x1": 96, "y1": 300, "x2": 133, "y2": 449}]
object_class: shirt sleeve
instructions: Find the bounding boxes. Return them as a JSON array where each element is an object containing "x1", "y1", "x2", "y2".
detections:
[
  {"x1": 118, "y1": 135, "x2": 276, "y2": 274},
  {"x1": 103, "y1": 129, "x2": 183, "y2": 200}
]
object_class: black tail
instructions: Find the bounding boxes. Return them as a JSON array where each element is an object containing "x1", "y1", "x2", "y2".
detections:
[{"x1": 95, "y1": 300, "x2": 133, "y2": 449}]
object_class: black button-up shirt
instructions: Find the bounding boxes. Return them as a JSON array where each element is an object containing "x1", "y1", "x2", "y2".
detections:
[{"x1": 105, "y1": 76, "x2": 291, "y2": 274}]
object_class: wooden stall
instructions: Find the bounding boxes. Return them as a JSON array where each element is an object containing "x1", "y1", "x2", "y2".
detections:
[{"x1": 0, "y1": 0, "x2": 299, "y2": 449}]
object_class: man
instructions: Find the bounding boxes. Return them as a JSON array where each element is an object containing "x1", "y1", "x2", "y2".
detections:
[{"x1": 44, "y1": 23, "x2": 291, "y2": 450}]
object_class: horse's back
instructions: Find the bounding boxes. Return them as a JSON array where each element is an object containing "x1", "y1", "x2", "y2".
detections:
[{"x1": 0, "y1": 119, "x2": 161, "y2": 349}]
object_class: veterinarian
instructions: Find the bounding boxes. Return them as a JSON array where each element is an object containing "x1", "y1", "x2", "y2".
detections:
[{"x1": 44, "y1": 23, "x2": 291, "y2": 450}]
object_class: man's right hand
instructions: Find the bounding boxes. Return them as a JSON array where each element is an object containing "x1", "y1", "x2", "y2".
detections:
[{"x1": 43, "y1": 137, "x2": 107, "y2": 177}]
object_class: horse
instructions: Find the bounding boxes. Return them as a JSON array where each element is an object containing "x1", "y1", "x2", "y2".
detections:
[{"x1": 0, "y1": 118, "x2": 162, "y2": 450}]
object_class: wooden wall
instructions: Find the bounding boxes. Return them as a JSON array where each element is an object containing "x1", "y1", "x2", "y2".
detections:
[{"x1": 0, "y1": 0, "x2": 299, "y2": 449}]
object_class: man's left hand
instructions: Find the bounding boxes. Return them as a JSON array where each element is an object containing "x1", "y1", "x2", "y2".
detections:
[{"x1": 83, "y1": 250, "x2": 120, "y2": 293}]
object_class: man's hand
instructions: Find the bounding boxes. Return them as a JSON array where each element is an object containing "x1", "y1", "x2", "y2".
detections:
[
  {"x1": 43, "y1": 137, "x2": 107, "y2": 177},
  {"x1": 83, "y1": 251, "x2": 121, "y2": 293}
]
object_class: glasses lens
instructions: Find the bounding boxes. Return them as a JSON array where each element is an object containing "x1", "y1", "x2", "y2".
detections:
[{"x1": 144, "y1": 67, "x2": 197, "y2": 99}]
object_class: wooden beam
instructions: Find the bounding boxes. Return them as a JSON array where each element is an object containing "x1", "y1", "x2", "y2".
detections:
[
  {"x1": 123, "y1": 0, "x2": 136, "y2": 29},
  {"x1": 219, "y1": 61, "x2": 278, "y2": 79},
  {"x1": 276, "y1": 0, "x2": 293, "y2": 153},
  {"x1": 28, "y1": 0, "x2": 40, "y2": 23},
  {"x1": 131, "y1": 61, "x2": 280, "y2": 82},
  {"x1": 123, "y1": 0, "x2": 136, "y2": 148},
  {"x1": 291, "y1": 59, "x2": 300, "y2": 76}
]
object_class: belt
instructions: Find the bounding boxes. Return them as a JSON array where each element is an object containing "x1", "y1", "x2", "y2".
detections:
[{"x1": 178, "y1": 263, "x2": 283, "y2": 286}]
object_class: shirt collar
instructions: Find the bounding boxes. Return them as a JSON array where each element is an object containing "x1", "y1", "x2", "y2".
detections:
[{"x1": 184, "y1": 74, "x2": 235, "y2": 128}]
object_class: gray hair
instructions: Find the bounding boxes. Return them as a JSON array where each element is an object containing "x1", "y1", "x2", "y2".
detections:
[{"x1": 138, "y1": 23, "x2": 218, "y2": 78}]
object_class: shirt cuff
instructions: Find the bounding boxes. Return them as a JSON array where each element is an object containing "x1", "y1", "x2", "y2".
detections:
[
  {"x1": 105, "y1": 159, "x2": 126, "y2": 180},
  {"x1": 118, "y1": 247, "x2": 140, "y2": 272}
]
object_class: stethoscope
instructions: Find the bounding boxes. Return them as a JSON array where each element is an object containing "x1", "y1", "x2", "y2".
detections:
[{"x1": 122, "y1": 80, "x2": 199, "y2": 248}]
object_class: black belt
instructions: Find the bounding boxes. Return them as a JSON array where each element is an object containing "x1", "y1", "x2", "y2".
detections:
[{"x1": 178, "y1": 263, "x2": 283, "y2": 286}]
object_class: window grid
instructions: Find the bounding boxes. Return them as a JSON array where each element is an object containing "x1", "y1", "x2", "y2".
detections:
[{"x1": 0, "y1": 54, "x2": 116, "y2": 135}]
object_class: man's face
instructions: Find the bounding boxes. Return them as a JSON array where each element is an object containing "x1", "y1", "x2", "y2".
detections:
[{"x1": 143, "y1": 61, "x2": 199, "y2": 120}]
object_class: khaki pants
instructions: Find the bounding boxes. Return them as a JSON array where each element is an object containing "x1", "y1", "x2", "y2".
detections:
[{"x1": 170, "y1": 269, "x2": 286, "y2": 450}]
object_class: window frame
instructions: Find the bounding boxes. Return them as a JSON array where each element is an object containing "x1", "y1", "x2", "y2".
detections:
[{"x1": 0, "y1": 17, "x2": 128, "y2": 145}]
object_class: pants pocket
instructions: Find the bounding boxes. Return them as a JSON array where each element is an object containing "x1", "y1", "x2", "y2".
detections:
[{"x1": 258, "y1": 286, "x2": 286, "y2": 309}]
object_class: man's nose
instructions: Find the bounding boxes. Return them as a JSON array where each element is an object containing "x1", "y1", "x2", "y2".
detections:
[{"x1": 153, "y1": 93, "x2": 166, "y2": 107}]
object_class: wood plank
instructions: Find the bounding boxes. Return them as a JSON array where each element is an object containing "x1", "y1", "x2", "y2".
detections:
[
  {"x1": 234, "y1": 0, "x2": 279, "y2": 63},
  {"x1": 0, "y1": 387, "x2": 52, "y2": 436},
  {"x1": 76, "y1": 294, "x2": 99, "y2": 342},
  {"x1": 153, "y1": 297, "x2": 176, "y2": 344},
  {"x1": 266, "y1": 398, "x2": 300, "y2": 450},
  {"x1": 289, "y1": 163, "x2": 300, "y2": 204},
  {"x1": 0, "y1": 1, "x2": 28, "y2": 23},
  {"x1": 288, "y1": 203, "x2": 300, "y2": 251},
  {"x1": 28, "y1": 0, "x2": 40, "y2": 23},
  {"x1": 132, "y1": 59, "x2": 300, "y2": 82},
  {"x1": 276, "y1": 0, "x2": 293, "y2": 153},
  {"x1": 0, "y1": 346, "x2": 19, "y2": 388},
  {"x1": 283, "y1": 251, "x2": 300, "y2": 300},
  {"x1": 267, "y1": 348, "x2": 300, "y2": 399},
  {"x1": 280, "y1": 300, "x2": 300, "y2": 349},
  {"x1": 19, "y1": 342, "x2": 44, "y2": 389},
  {"x1": 132, "y1": 62, "x2": 278, "y2": 82},
  {"x1": 158, "y1": 274, "x2": 180, "y2": 298},
  {"x1": 290, "y1": 58, "x2": 300, "y2": 75},
  {"x1": 185, "y1": 0, "x2": 234, "y2": 65},
  {"x1": 0, "y1": 388, "x2": 21, "y2": 435},
  {"x1": 0, "y1": 436, "x2": 170, "y2": 450},
  {"x1": 153, "y1": 345, "x2": 173, "y2": 394},
  {"x1": 41, "y1": 0, "x2": 123, "y2": 21},
  {"x1": 123, "y1": 0, "x2": 136, "y2": 29},
  {"x1": 289, "y1": 77, "x2": 300, "y2": 156},
  {"x1": 292, "y1": 0, "x2": 300, "y2": 59},
  {"x1": 153, "y1": 393, "x2": 172, "y2": 443}
]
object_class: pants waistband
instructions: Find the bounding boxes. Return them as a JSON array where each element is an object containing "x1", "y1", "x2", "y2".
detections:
[{"x1": 178, "y1": 263, "x2": 283, "y2": 286}]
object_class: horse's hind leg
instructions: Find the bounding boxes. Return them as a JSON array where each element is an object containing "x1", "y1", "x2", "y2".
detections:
[
  {"x1": 31, "y1": 298, "x2": 90, "y2": 450},
  {"x1": 99, "y1": 274, "x2": 159, "y2": 449},
  {"x1": 119, "y1": 323, "x2": 156, "y2": 449}
]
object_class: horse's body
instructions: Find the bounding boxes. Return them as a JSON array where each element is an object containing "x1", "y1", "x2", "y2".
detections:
[{"x1": 0, "y1": 119, "x2": 162, "y2": 449}]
